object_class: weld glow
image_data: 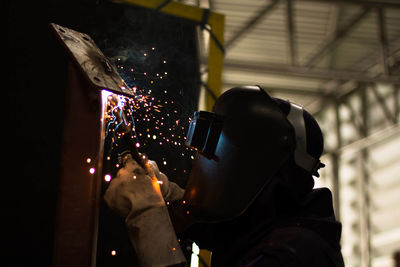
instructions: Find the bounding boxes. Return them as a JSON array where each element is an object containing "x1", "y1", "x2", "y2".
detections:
[
  {"x1": 99, "y1": 48, "x2": 197, "y2": 180},
  {"x1": 104, "y1": 174, "x2": 112, "y2": 182}
]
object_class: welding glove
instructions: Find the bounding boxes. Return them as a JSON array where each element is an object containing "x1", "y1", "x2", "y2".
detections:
[
  {"x1": 147, "y1": 160, "x2": 185, "y2": 203},
  {"x1": 104, "y1": 154, "x2": 186, "y2": 267},
  {"x1": 147, "y1": 159, "x2": 195, "y2": 234}
]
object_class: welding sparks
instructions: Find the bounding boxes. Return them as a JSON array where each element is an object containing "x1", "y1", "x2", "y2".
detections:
[
  {"x1": 103, "y1": 88, "x2": 193, "y2": 154},
  {"x1": 104, "y1": 174, "x2": 112, "y2": 182},
  {"x1": 100, "y1": 47, "x2": 198, "y2": 182}
]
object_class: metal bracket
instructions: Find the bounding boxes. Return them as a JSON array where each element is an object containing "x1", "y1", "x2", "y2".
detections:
[{"x1": 49, "y1": 22, "x2": 135, "y2": 97}]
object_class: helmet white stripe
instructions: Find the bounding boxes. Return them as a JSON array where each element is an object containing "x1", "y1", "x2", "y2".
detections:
[{"x1": 287, "y1": 102, "x2": 321, "y2": 174}]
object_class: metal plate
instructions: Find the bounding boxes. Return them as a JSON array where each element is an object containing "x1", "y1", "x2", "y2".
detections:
[{"x1": 50, "y1": 22, "x2": 135, "y2": 97}]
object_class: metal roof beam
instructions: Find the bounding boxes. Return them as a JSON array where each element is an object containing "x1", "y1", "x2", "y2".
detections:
[
  {"x1": 327, "y1": 6, "x2": 342, "y2": 69},
  {"x1": 225, "y1": 0, "x2": 280, "y2": 51},
  {"x1": 377, "y1": 7, "x2": 389, "y2": 76},
  {"x1": 297, "y1": 0, "x2": 400, "y2": 8},
  {"x1": 371, "y1": 84, "x2": 397, "y2": 124},
  {"x1": 327, "y1": 123, "x2": 400, "y2": 158},
  {"x1": 305, "y1": 7, "x2": 371, "y2": 68},
  {"x1": 309, "y1": 36, "x2": 400, "y2": 115},
  {"x1": 350, "y1": 41, "x2": 400, "y2": 73},
  {"x1": 223, "y1": 60, "x2": 400, "y2": 84},
  {"x1": 285, "y1": 0, "x2": 297, "y2": 66}
]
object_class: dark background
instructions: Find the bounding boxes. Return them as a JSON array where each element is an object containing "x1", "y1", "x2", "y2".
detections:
[{"x1": 5, "y1": 0, "x2": 201, "y2": 266}]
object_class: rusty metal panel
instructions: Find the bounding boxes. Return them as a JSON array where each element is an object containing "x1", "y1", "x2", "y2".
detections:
[
  {"x1": 49, "y1": 23, "x2": 135, "y2": 98},
  {"x1": 52, "y1": 62, "x2": 104, "y2": 267},
  {"x1": 50, "y1": 23, "x2": 125, "y2": 267}
]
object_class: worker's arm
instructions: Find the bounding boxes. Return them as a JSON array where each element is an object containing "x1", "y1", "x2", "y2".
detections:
[
  {"x1": 104, "y1": 154, "x2": 186, "y2": 267},
  {"x1": 147, "y1": 160, "x2": 197, "y2": 233}
]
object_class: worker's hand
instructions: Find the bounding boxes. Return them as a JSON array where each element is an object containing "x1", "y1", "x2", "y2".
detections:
[
  {"x1": 104, "y1": 153, "x2": 186, "y2": 267},
  {"x1": 104, "y1": 153, "x2": 165, "y2": 218},
  {"x1": 147, "y1": 160, "x2": 185, "y2": 203}
]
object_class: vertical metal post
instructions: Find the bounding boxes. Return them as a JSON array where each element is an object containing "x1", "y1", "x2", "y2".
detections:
[
  {"x1": 371, "y1": 84, "x2": 396, "y2": 124},
  {"x1": 208, "y1": 0, "x2": 214, "y2": 10},
  {"x1": 286, "y1": 0, "x2": 297, "y2": 66},
  {"x1": 376, "y1": 7, "x2": 389, "y2": 76},
  {"x1": 332, "y1": 98, "x2": 342, "y2": 221},
  {"x1": 199, "y1": 250, "x2": 211, "y2": 267},
  {"x1": 395, "y1": 85, "x2": 399, "y2": 123},
  {"x1": 359, "y1": 83, "x2": 372, "y2": 267}
]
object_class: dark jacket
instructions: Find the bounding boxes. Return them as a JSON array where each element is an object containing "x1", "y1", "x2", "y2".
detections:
[{"x1": 177, "y1": 178, "x2": 345, "y2": 267}]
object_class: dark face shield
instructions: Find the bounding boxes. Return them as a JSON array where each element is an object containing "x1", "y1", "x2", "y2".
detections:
[
  {"x1": 183, "y1": 86, "x2": 296, "y2": 223},
  {"x1": 185, "y1": 111, "x2": 224, "y2": 158}
]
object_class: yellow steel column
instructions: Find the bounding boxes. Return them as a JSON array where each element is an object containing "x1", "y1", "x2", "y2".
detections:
[{"x1": 118, "y1": 0, "x2": 225, "y2": 111}]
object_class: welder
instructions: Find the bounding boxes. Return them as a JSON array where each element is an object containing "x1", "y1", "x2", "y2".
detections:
[{"x1": 104, "y1": 85, "x2": 345, "y2": 267}]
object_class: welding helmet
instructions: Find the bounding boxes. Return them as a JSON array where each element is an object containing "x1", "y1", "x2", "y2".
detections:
[{"x1": 184, "y1": 85, "x2": 324, "y2": 222}]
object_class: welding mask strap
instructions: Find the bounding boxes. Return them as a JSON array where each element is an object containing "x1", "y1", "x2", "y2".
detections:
[{"x1": 287, "y1": 103, "x2": 320, "y2": 174}]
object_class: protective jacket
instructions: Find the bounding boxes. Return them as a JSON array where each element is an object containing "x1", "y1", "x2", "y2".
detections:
[{"x1": 174, "y1": 178, "x2": 345, "y2": 267}]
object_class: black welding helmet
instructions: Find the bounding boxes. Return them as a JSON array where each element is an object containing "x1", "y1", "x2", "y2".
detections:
[{"x1": 184, "y1": 85, "x2": 323, "y2": 222}]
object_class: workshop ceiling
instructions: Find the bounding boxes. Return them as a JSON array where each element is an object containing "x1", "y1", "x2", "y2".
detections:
[{"x1": 196, "y1": 0, "x2": 400, "y2": 112}]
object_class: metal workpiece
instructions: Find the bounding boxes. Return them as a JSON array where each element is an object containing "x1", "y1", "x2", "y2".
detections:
[{"x1": 49, "y1": 23, "x2": 135, "y2": 98}]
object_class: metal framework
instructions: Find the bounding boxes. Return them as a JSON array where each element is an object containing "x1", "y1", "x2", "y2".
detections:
[
  {"x1": 224, "y1": 0, "x2": 279, "y2": 50},
  {"x1": 211, "y1": 0, "x2": 400, "y2": 99},
  {"x1": 321, "y1": 81, "x2": 399, "y2": 267},
  {"x1": 304, "y1": 7, "x2": 371, "y2": 68},
  {"x1": 197, "y1": 1, "x2": 400, "y2": 267},
  {"x1": 297, "y1": 0, "x2": 400, "y2": 9},
  {"x1": 223, "y1": 60, "x2": 400, "y2": 84}
]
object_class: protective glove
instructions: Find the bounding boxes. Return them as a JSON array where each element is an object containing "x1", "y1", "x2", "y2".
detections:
[
  {"x1": 147, "y1": 160, "x2": 185, "y2": 203},
  {"x1": 104, "y1": 154, "x2": 186, "y2": 267},
  {"x1": 147, "y1": 160, "x2": 196, "y2": 233}
]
